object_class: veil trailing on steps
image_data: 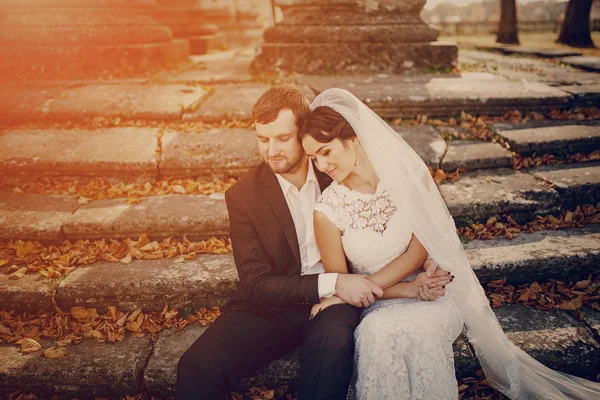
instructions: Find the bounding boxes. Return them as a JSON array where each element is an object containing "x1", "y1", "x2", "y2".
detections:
[{"x1": 310, "y1": 88, "x2": 600, "y2": 400}]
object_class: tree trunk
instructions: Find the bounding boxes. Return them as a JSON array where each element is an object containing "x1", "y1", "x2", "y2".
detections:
[
  {"x1": 496, "y1": 0, "x2": 520, "y2": 44},
  {"x1": 556, "y1": 0, "x2": 595, "y2": 48}
]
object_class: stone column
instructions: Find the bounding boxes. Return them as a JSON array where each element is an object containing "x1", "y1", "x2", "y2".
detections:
[
  {"x1": 198, "y1": 0, "x2": 244, "y2": 48},
  {"x1": 236, "y1": 2, "x2": 268, "y2": 47},
  {"x1": 0, "y1": 0, "x2": 190, "y2": 80},
  {"x1": 153, "y1": 0, "x2": 225, "y2": 54},
  {"x1": 251, "y1": 0, "x2": 458, "y2": 74}
]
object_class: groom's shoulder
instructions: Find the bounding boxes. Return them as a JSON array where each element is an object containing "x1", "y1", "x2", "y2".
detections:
[{"x1": 225, "y1": 163, "x2": 267, "y2": 200}]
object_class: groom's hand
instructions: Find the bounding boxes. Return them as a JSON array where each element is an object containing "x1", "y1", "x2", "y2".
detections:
[{"x1": 335, "y1": 275, "x2": 383, "y2": 308}]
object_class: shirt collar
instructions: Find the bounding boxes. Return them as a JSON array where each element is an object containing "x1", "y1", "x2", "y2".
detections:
[{"x1": 275, "y1": 159, "x2": 319, "y2": 193}]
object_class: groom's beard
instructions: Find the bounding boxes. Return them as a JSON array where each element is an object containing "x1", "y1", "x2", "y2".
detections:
[{"x1": 264, "y1": 152, "x2": 305, "y2": 174}]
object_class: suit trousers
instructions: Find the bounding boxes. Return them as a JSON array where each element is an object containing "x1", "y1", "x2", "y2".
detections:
[{"x1": 175, "y1": 303, "x2": 361, "y2": 400}]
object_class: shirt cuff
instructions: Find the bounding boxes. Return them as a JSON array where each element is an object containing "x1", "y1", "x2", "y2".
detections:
[{"x1": 318, "y1": 273, "x2": 338, "y2": 299}]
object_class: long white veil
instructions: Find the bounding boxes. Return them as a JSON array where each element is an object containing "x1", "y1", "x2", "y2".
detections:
[{"x1": 310, "y1": 88, "x2": 600, "y2": 399}]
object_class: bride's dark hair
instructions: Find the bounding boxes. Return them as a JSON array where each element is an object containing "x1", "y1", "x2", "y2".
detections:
[{"x1": 299, "y1": 106, "x2": 357, "y2": 143}]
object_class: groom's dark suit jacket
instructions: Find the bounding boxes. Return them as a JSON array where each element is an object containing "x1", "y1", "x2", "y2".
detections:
[{"x1": 224, "y1": 161, "x2": 333, "y2": 314}]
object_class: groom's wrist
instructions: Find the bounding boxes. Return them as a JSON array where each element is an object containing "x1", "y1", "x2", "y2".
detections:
[{"x1": 318, "y1": 273, "x2": 338, "y2": 298}]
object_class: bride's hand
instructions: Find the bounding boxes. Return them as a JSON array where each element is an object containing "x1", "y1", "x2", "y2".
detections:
[
  {"x1": 411, "y1": 264, "x2": 453, "y2": 299},
  {"x1": 309, "y1": 296, "x2": 346, "y2": 320}
]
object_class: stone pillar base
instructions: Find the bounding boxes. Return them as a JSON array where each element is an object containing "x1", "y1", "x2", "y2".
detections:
[
  {"x1": 251, "y1": 42, "x2": 458, "y2": 74},
  {"x1": 0, "y1": 41, "x2": 189, "y2": 80},
  {"x1": 189, "y1": 33, "x2": 227, "y2": 54},
  {"x1": 0, "y1": 0, "x2": 191, "y2": 80}
]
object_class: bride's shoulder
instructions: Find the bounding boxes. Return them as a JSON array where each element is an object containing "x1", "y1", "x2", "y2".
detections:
[{"x1": 317, "y1": 181, "x2": 345, "y2": 204}]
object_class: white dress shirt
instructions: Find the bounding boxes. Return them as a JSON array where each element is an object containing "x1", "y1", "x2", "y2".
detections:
[{"x1": 275, "y1": 160, "x2": 338, "y2": 298}]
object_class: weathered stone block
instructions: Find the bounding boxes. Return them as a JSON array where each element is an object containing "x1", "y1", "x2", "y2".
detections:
[
  {"x1": 252, "y1": 42, "x2": 458, "y2": 74},
  {"x1": 183, "y1": 83, "x2": 271, "y2": 122},
  {"x1": 62, "y1": 194, "x2": 229, "y2": 241},
  {"x1": 0, "y1": 192, "x2": 79, "y2": 242},
  {"x1": 465, "y1": 225, "x2": 600, "y2": 284},
  {"x1": 144, "y1": 324, "x2": 208, "y2": 396},
  {"x1": 0, "y1": 128, "x2": 159, "y2": 177},
  {"x1": 184, "y1": 84, "x2": 315, "y2": 122},
  {"x1": 49, "y1": 84, "x2": 208, "y2": 121},
  {"x1": 533, "y1": 163, "x2": 600, "y2": 208},
  {"x1": 560, "y1": 56, "x2": 600, "y2": 73},
  {"x1": 0, "y1": 271, "x2": 55, "y2": 313},
  {"x1": 440, "y1": 168, "x2": 561, "y2": 222},
  {"x1": 495, "y1": 124, "x2": 600, "y2": 156},
  {"x1": 55, "y1": 254, "x2": 239, "y2": 312},
  {"x1": 0, "y1": 0, "x2": 189, "y2": 79},
  {"x1": 393, "y1": 125, "x2": 447, "y2": 169},
  {"x1": 496, "y1": 304, "x2": 600, "y2": 376},
  {"x1": 441, "y1": 141, "x2": 513, "y2": 172},
  {"x1": 299, "y1": 73, "x2": 572, "y2": 118},
  {"x1": 0, "y1": 335, "x2": 152, "y2": 398},
  {"x1": 160, "y1": 128, "x2": 260, "y2": 178}
]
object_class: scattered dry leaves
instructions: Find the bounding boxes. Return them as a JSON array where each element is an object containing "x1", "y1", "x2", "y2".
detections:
[
  {"x1": 0, "y1": 117, "x2": 253, "y2": 134},
  {"x1": 458, "y1": 203, "x2": 600, "y2": 242},
  {"x1": 0, "y1": 305, "x2": 222, "y2": 352},
  {"x1": 1, "y1": 176, "x2": 238, "y2": 203},
  {"x1": 429, "y1": 167, "x2": 463, "y2": 184},
  {"x1": 485, "y1": 274, "x2": 600, "y2": 321},
  {"x1": 458, "y1": 370, "x2": 509, "y2": 400},
  {"x1": 0, "y1": 235, "x2": 232, "y2": 279}
]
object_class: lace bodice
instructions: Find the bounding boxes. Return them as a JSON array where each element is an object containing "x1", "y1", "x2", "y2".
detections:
[{"x1": 314, "y1": 181, "x2": 415, "y2": 277}]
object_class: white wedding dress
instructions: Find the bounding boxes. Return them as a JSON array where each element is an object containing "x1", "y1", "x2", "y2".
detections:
[{"x1": 315, "y1": 180, "x2": 465, "y2": 400}]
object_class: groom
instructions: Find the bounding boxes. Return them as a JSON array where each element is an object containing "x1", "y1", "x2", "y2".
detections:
[{"x1": 175, "y1": 86, "x2": 442, "y2": 399}]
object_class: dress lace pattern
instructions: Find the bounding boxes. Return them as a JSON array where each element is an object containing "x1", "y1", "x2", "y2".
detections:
[{"x1": 315, "y1": 181, "x2": 465, "y2": 400}]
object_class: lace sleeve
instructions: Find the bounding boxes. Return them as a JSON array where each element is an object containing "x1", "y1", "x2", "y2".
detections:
[{"x1": 314, "y1": 185, "x2": 347, "y2": 232}]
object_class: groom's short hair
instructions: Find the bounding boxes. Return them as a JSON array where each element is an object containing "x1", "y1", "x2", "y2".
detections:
[{"x1": 252, "y1": 86, "x2": 310, "y2": 126}]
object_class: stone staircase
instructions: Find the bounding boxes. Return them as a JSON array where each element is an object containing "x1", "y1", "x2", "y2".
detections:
[{"x1": 1, "y1": 48, "x2": 600, "y2": 399}]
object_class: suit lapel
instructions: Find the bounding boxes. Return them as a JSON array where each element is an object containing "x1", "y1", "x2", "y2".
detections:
[{"x1": 260, "y1": 164, "x2": 301, "y2": 264}]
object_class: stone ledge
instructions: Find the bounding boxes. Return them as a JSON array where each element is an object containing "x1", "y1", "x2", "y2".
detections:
[
  {"x1": 159, "y1": 128, "x2": 260, "y2": 179},
  {"x1": 3, "y1": 305, "x2": 595, "y2": 399},
  {"x1": 532, "y1": 163, "x2": 600, "y2": 209},
  {"x1": 297, "y1": 72, "x2": 572, "y2": 118},
  {"x1": 464, "y1": 225, "x2": 600, "y2": 284},
  {"x1": 0, "y1": 83, "x2": 209, "y2": 123},
  {"x1": 0, "y1": 192, "x2": 80, "y2": 242},
  {"x1": 4, "y1": 165, "x2": 593, "y2": 243},
  {"x1": 0, "y1": 335, "x2": 153, "y2": 399},
  {"x1": 6, "y1": 227, "x2": 600, "y2": 314},
  {"x1": 441, "y1": 140, "x2": 513, "y2": 172},
  {"x1": 105, "y1": 305, "x2": 600, "y2": 397},
  {"x1": 55, "y1": 254, "x2": 238, "y2": 313},
  {"x1": 494, "y1": 124, "x2": 600, "y2": 156},
  {"x1": 439, "y1": 168, "x2": 561, "y2": 222},
  {"x1": 0, "y1": 128, "x2": 159, "y2": 178},
  {"x1": 62, "y1": 194, "x2": 229, "y2": 241}
]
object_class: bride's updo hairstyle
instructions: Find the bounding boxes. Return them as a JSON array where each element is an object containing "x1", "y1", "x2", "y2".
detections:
[{"x1": 299, "y1": 106, "x2": 357, "y2": 146}]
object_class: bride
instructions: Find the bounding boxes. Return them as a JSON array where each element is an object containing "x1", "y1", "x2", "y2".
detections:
[{"x1": 299, "y1": 88, "x2": 600, "y2": 400}]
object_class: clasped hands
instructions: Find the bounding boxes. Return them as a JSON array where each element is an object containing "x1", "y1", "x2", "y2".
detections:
[{"x1": 310, "y1": 259, "x2": 453, "y2": 320}]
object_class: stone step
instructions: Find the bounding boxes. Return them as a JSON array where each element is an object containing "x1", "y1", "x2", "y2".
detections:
[
  {"x1": 440, "y1": 140, "x2": 513, "y2": 172},
  {"x1": 1, "y1": 304, "x2": 598, "y2": 399},
  {"x1": 458, "y1": 50, "x2": 600, "y2": 88},
  {"x1": 297, "y1": 72, "x2": 572, "y2": 118},
  {"x1": 492, "y1": 121, "x2": 600, "y2": 156},
  {"x1": 438, "y1": 168, "x2": 561, "y2": 223},
  {"x1": 0, "y1": 72, "x2": 578, "y2": 124},
  {"x1": 0, "y1": 124, "x2": 509, "y2": 181},
  {"x1": 6, "y1": 164, "x2": 600, "y2": 242},
  {"x1": 495, "y1": 46, "x2": 583, "y2": 59},
  {"x1": 3, "y1": 226, "x2": 599, "y2": 314},
  {"x1": 1, "y1": 83, "x2": 211, "y2": 123},
  {"x1": 560, "y1": 56, "x2": 600, "y2": 73},
  {"x1": 532, "y1": 162, "x2": 600, "y2": 209}
]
